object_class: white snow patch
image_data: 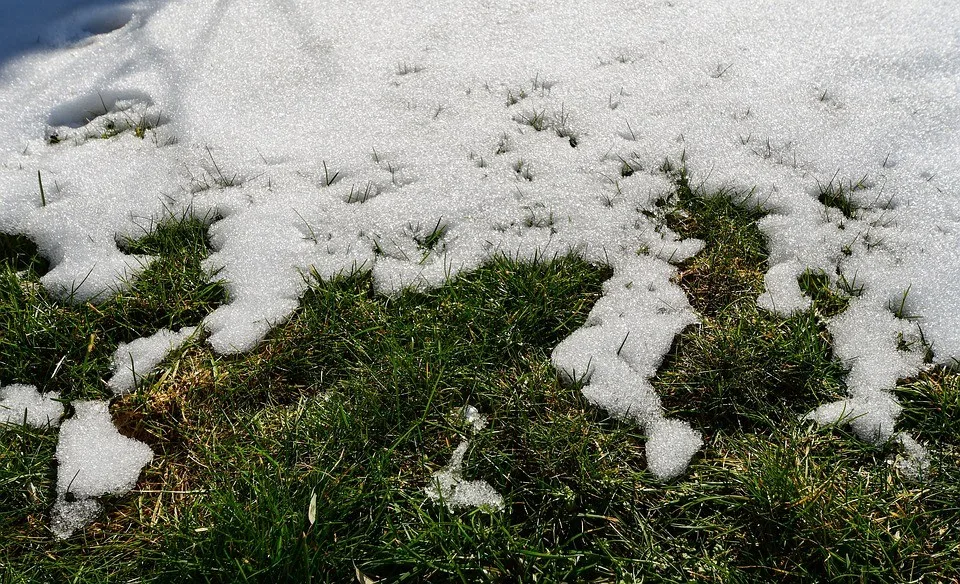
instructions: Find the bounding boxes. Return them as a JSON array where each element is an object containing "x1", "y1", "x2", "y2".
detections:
[
  {"x1": 0, "y1": 384, "x2": 64, "y2": 428},
  {"x1": 552, "y1": 255, "x2": 702, "y2": 479},
  {"x1": 756, "y1": 258, "x2": 812, "y2": 315},
  {"x1": 645, "y1": 419, "x2": 706, "y2": 481},
  {"x1": 425, "y1": 441, "x2": 504, "y2": 513},
  {"x1": 805, "y1": 299, "x2": 927, "y2": 443},
  {"x1": 51, "y1": 400, "x2": 153, "y2": 538},
  {"x1": 106, "y1": 326, "x2": 196, "y2": 394}
]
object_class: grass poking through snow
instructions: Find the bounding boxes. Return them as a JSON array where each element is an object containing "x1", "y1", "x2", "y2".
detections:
[
  {"x1": 0, "y1": 216, "x2": 226, "y2": 401},
  {"x1": 1, "y1": 176, "x2": 958, "y2": 582}
]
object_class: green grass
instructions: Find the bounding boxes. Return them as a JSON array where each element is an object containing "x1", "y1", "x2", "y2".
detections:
[
  {"x1": 654, "y1": 181, "x2": 848, "y2": 433},
  {"x1": 0, "y1": 215, "x2": 226, "y2": 401},
  {"x1": 1, "y1": 172, "x2": 958, "y2": 582}
]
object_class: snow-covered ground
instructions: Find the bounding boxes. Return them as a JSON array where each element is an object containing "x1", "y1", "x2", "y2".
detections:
[{"x1": 0, "y1": 0, "x2": 957, "y2": 535}]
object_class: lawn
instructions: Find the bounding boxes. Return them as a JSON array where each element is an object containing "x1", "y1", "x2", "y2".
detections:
[
  {"x1": 2, "y1": 171, "x2": 957, "y2": 582},
  {"x1": 2, "y1": 1, "x2": 959, "y2": 582}
]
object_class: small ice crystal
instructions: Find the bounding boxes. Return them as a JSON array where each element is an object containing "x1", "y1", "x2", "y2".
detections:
[
  {"x1": 893, "y1": 432, "x2": 930, "y2": 480},
  {"x1": 462, "y1": 404, "x2": 488, "y2": 432}
]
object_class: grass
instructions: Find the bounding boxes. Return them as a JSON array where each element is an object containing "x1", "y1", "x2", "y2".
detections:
[
  {"x1": 0, "y1": 215, "x2": 226, "y2": 402},
  {"x1": 654, "y1": 178, "x2": 849, "y2": 432},
  {"x1": 46, "y1": 104, "x2": 165, "y2": 145},
  {"x1": 97, "y1": 111, "x2": 161, "y2": 140},
  {"x1": 1, "y1": 169, "x2": 958, "y2": 582}
]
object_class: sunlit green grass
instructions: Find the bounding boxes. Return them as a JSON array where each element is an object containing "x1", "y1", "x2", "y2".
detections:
[{"x1": 1, "y1": 173, "x2": 958, "y2": 582}]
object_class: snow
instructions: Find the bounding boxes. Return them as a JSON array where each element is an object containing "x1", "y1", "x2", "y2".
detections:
[
  {"x1": 551, "y1": 255, "x2": 703, "y2": 479},
  {"x1": 644, "y1": 419, "x2": 706, "y2": 481},
  {"x1": 893, "y1": 432, "x2": 930, "y2": 480},
  {"x1": 0, "y1": 0, "x2": 957, "y2": 495},
  {"x1": 51, "y1": 400, "x2": 154, "y2": 539},
  {"x1": 0, "y1": 384, "x2": 64, "y2": 428},
  {"x1": 805, "y1": 299, "x2": 926, "y2": 443},
  {"x1": 462, "y1": 404, "x2": 488, "y2": 433},
  {"x1": 428, "y1": 407, "x2": 503, "y2": 511},
  {"x1": 106, "y1": 326, "x2": 196, "y2": 394},
  {"x1": 425, "y1": 441, "x2": 505, "y2": 513}
]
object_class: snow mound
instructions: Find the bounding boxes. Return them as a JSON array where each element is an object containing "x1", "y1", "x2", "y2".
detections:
[
  {"x1": 552, "y1": 255, "x2": 703, "y2": 479},
  {"x1": 51, "y1": 400, "x2": 153, "y2": 538},
  {"x1": 0, "y1": 384, "x2": 64, "y2": 428},
  {"x1": 106, "y1": 326, "x2": 196, "y2": 394}
]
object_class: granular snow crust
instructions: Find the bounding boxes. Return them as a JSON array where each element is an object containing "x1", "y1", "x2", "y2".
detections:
[{"x1": 0, "y1": 1, "x2": 956, "y2": 520}]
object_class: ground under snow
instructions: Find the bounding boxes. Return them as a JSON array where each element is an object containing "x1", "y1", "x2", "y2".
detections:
[{"x1": 1, "y1": 0, "x2": 957, "y2": 533}]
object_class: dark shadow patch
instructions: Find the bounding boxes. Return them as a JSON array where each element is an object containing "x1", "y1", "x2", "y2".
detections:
[
  {"x1": 48, "y1": 90, "x2": 155, "y2": 129},
  {"x1": 0, "y1": 232, "x2": 49, "y2": 275},
  {"x1": 79, "y1": 8, "x2": 134, "y2": 36}
]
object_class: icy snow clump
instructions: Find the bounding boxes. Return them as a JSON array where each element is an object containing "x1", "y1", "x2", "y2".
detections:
[
  {"x1": 106, "y1": 326, "x2": 196, "y2": 394},
  {"x1": 425, "y1": 441, "x2": 504, "y2": 513},
  {"x1": 893, "y1": 432, "x2": 930, "y2": 481},
  {"x1": 0, "y1": 384, "x2": 64, "y2": 428},
  {"x1": 51, "y1": 401, "x2": 153, "y2": 538},
  {"x1": 461, "y1": 404, "x2": 488, "y2": 432}
]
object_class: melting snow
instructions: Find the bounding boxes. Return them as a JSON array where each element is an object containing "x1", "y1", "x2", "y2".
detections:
[
  {"x1": 805, "y1": 299, "x2": 927, "y2": 442},
  {"x1": 106, "y1": 326, "x2": 196, "y2": 394},
  {"x1": 51, "y1": 400, "x2": 153, "y2": 538},
  {"x1": 0, "y1": 0, "x2": 957, "y2": 496},
  {"x1": 425, "y1": 441, "x2": 505, "y2": 513},
  {"x1": 462, "y1": 404, "x2": 488, "y2": 432},
  {"x1": 551, "y1": 255, "x2": 703, "y2": 478},
  {"x1": 893, "y1": 432, "x2": 931, "y2": 480},
  {"x1": 0, "y1": 384, "x2": 64, "y2": 428}
]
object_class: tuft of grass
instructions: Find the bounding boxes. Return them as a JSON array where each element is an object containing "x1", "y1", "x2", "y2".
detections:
[
  {"x1": 515, "y1": 108, "x2": 548, "y2": 132},
  {"x1": 320, "y1": 161, "x2": 341, "y2": 187},
  {"x1": 815, "y1": 171, "x2": 869, "y2": 219},
  {"x1": 98, "y1": 110, "x2": 161, "y2": 140},
  {"x1": 189, "y1": 146, "x2": 242, "y2": 191},
  {"x1": 797, "y1": 269, "x2": 849, "y2": 318},
  {"x1": 397, "y1": 62, "x2": 425, "y2": 76},
  {"x1": 505, "y1": 88, "x2": 528, "y2": 107},
  {"x1": 512, "y1": 159, "x2": 533, "y2": 182},
  {"x1": 345, "y1": 181, "x2": 379, "y2": 204},
  {"x1": 552, "y1": 104, "x2": 578, "y2": 148},
  {"x1": 494, "y1": 133, "x2": 511, "y2": 156},
  {"x1": 512, "y1": 106, "x2": 578, "y2": 147},
  {"x1": 413, "y1": 218, "x2": 448, "y2": 253}
]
